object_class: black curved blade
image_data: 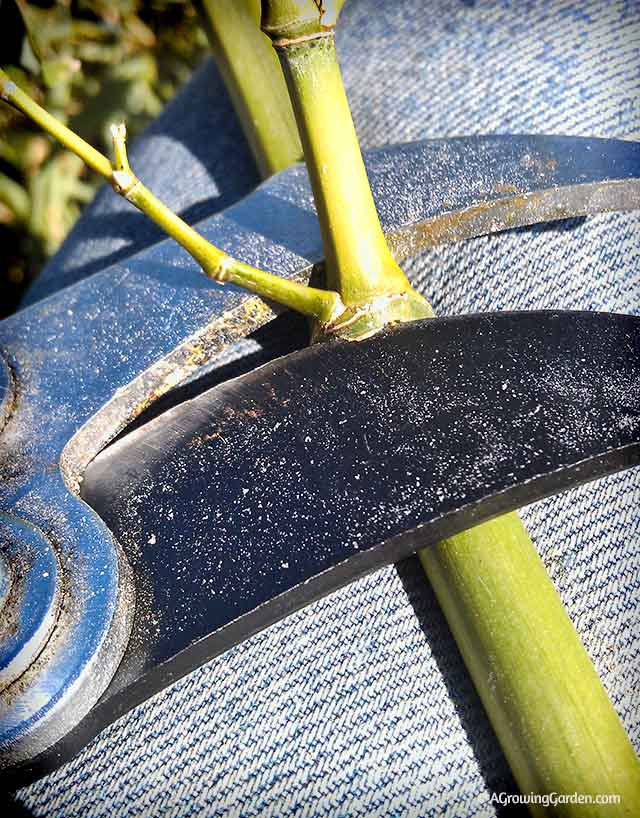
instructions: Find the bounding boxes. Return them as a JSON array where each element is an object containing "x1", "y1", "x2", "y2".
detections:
[
  {"x1": 75, "y1": 310, "x2": 640, "y2": 737},
  {"x1": 15, "y1": 310, "x2": 635, "y2": 781}
]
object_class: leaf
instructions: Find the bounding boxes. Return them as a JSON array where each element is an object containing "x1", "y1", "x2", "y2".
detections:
[
  {"x1": 0, "y1": 172, "x2": 30, "y2": 224},
  {"x1": 28, "y1": 153, "x2": 95, "y2": 255}
]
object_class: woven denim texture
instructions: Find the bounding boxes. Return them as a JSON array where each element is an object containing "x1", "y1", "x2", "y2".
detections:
[{"x1": 17, "y1": 0, "x2": 640, "y2": 816}]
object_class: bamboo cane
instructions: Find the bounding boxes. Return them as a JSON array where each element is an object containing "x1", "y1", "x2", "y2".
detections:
[
  {"x1": 0, "y1": 70, "x2": 342, "y2": 324},
  {"x1": 194, "y1": 0, "x2": 302, "y2": 177}
]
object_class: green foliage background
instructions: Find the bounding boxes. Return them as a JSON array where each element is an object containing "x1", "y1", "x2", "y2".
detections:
[{"x1": 0, "y1": 0, "x2": 207, "y2": 316}]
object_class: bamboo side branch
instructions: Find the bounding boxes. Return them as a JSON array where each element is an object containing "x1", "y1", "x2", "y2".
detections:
[{"x1": 0, "y1": 70, "x2": 342, "y2": 324}]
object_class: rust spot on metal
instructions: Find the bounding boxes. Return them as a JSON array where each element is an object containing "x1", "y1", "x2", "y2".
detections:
[
  {"x1": 190, "y1": 430, "x2": 228, "y2": 448},
  {"x1": 388, "y1": 179, "x2": 640, "y2": 262},
  {"x1": 519, "y1": 153, "x2": 558, "y2": 176},
  {"x1": 61, "y1": 295, "x2": 277, "y2": 493},
  {"x1": 0, "y1": 353, "x2": 16, "y2": 437},
  {"x1": 493, "y1": 183, "x2": 519, "y2": 194}
]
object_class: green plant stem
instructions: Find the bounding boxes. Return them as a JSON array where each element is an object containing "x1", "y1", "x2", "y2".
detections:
[
  {"x1": 1, "y1": 71, "x2": 112, "y2": 179},
  {"x1": 195, "y1": 0, "x2": 302, "y2": 178},
  {"x1": 262, "y1": 2, "x2": 432, "y2": 339},
  {"x1": 261, "y1": 3, "x2": 640, "y2": 813},
  {"x1": 421, "y1": 515, "x2": 640, "y2": 816},
  {"x1": 0, "y1": 69, "x2": 343, "y2": 324},
  {"x1": 279, "y1": 36, "x2": 406, "y2": 302}
]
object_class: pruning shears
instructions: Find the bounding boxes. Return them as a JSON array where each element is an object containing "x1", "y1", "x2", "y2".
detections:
[{"x1": 0, "y1": 133, "x2": 639, "y2": 781}]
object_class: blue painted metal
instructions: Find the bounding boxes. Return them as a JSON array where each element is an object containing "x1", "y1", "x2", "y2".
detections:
[
  {"x1": 0, "y1": 353, "x2": 12, "y2": 436},
  {"x1": 0, "y1": 516, "x2": 60, "y2": 690},
  {"x1": 0, "y1": 135, "x2": 638, "y2": 775},
  {"x1": 0, "y1": 552, "x2": 10, "y2": 618}
]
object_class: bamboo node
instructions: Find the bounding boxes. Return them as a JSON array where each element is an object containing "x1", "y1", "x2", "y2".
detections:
[
  {"x1": 272, "y1": 30, "x2": 334, "y2": 49},
  {"x1": 214, "y1": 256, "x2": 233, "y2": 282},
  {"x1": 111, "y1": 170, "x2": 140, "y2": 199}
]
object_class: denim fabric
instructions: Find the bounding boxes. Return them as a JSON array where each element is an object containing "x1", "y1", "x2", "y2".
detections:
[{"x1": 17, "y1": 1, "x2": 640, "y2": 816}]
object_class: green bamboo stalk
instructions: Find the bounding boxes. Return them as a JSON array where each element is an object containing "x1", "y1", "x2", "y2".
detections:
[
  {"x1": 0, "y1": 69, "x2": 343, "y2": 324},
  {"x1": 195, "y1": 0, "x2": 302, "y2": 178},
  {"x1": 196, "y1": 0, "x2": 350, "y2": 180},
  {"x1": 278, "y1": 36, "x2": 409, "y2": 301},
  {"x1": 262, "y1": 0, "x2": 433, "y2": 340},
  {"x1": 260, "y1": 2, "x2": 640, "y2": 814},
  {"x1": 421, "y1": 515, "x2": 640, "y2": 816}
]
